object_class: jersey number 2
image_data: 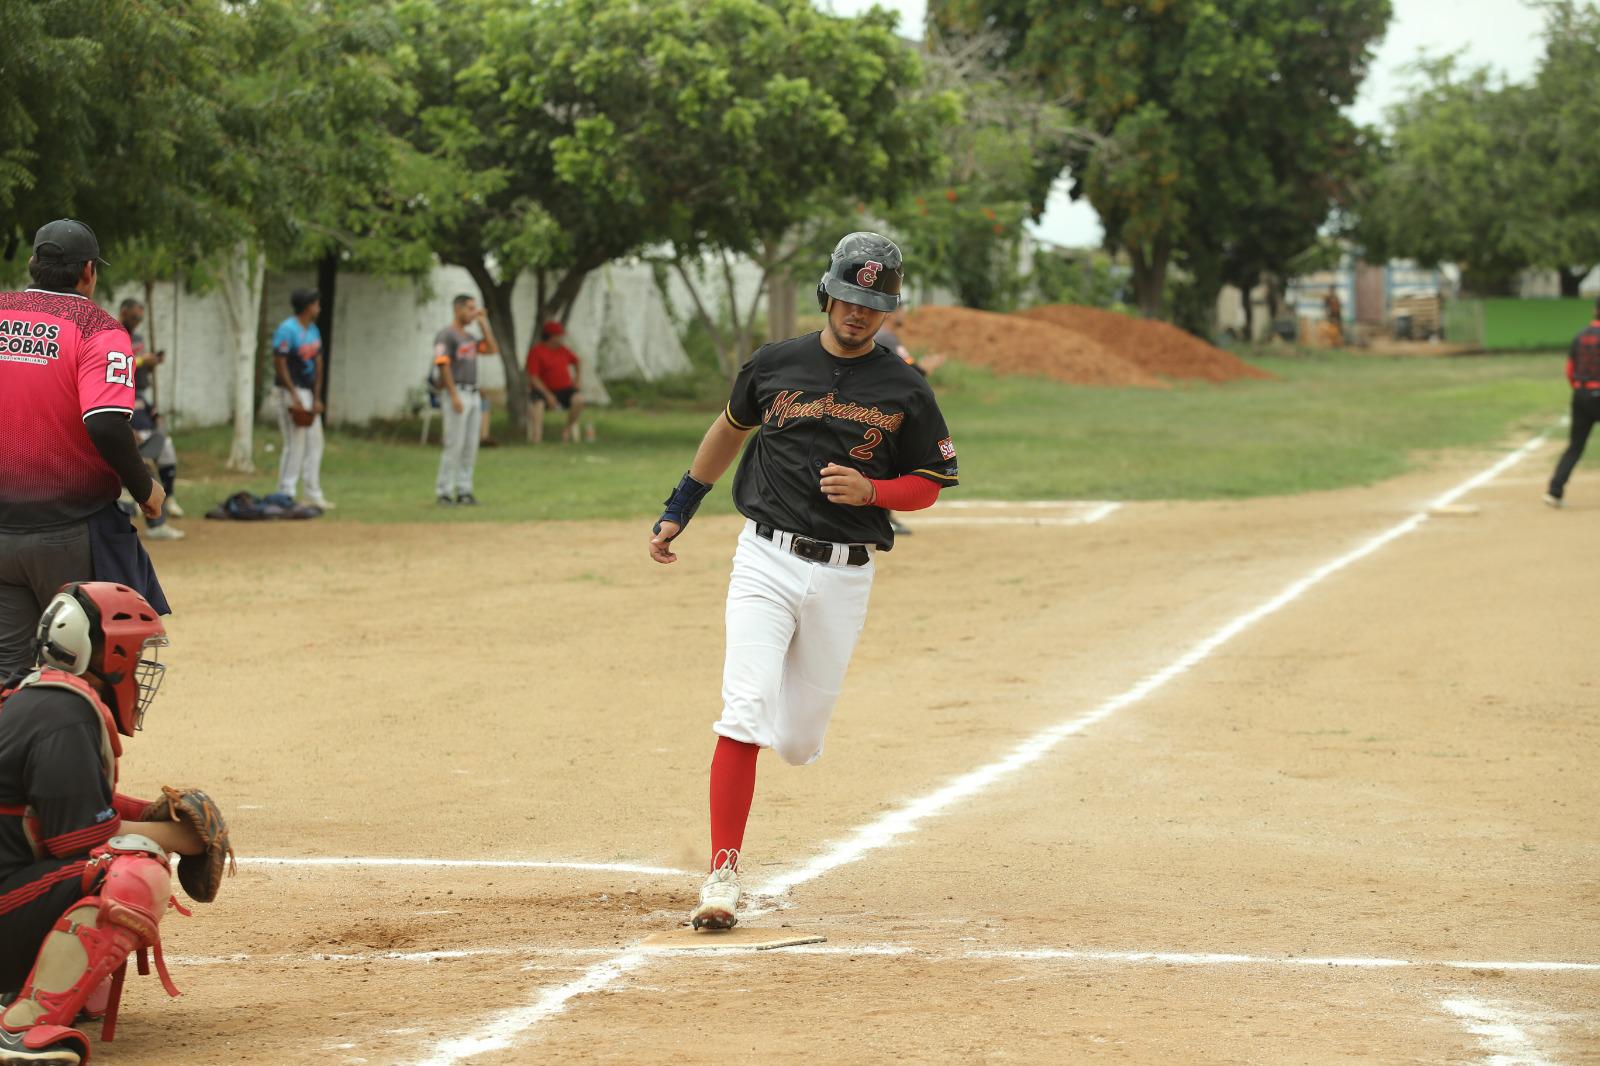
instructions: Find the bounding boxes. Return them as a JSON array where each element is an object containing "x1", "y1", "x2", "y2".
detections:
[
  {"x1": 849, "y1": 428, "x2": 883, "y2": 462},
  {"x1": 105, "y1": 352, "x2": 135, "y2": 387}
]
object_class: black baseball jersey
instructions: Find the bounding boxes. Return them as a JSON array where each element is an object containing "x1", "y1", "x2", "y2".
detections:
[
  {"x1": 725, "y1": 331, "x2": 958, "y2": 549},
  {"x1": 1569, "y1": 319, "x2": 1600, "y2": 389},
  {"x1": 0, "y1": 685, "x2": 122, "y2": 991},
  {"x1": 0, "y1": 686, "x2": 120, "y2": 872}
]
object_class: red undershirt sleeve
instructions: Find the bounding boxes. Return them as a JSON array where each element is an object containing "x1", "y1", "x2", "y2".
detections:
[
  {"x1": 113, "y1": 792, "x2": 153, "y2": 820},
  {"x1": 870, "y1": 473, "x2": 941, "y2": 512}
]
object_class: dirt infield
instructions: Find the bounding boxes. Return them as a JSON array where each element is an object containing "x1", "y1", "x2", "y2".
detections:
[{"x1": 99, "y1": 433, "x2": 1597, "y2": 1065}]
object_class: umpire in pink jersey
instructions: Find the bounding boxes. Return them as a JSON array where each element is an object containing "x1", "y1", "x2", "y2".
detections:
[{"x1": 0, "y1": 220, "x2": 169, "y2": 677}]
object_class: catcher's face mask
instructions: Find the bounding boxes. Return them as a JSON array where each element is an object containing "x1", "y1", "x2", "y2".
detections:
[{"x1": 132, "y1": 634, "x2": 169, "y2": 731}]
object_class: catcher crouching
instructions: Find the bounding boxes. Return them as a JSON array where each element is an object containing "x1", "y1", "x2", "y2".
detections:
[{"x1": 0, "y1": 582, "x2": 232, "y2": 1065}]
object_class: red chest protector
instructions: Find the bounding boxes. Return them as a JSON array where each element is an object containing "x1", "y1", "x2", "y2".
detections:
[{"x1": 0, "y1": 669, "x2": 122, "y2": 858}]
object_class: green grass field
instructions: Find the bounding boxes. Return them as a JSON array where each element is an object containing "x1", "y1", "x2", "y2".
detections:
[{"x1": 176, "y1": 349, "x2": 1567, "y2": 523}]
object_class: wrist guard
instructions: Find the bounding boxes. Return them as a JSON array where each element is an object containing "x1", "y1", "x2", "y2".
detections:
[{"x1": 654, "y1": 471, "x2": 712, "y2": 539}]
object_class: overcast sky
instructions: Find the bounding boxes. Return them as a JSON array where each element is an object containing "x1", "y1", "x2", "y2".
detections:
[{"x1": 819, "y1": 0, "x2": 1548, "y2": 246}]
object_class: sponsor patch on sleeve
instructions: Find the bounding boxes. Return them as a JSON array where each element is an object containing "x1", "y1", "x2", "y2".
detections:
[{"x1": 938, "y1": 437, "x2": 957, "y2": 460}]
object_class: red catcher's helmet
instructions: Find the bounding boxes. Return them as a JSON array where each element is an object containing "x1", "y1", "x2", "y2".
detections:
[{"x1": 35, "y1": 582, "x2": 168, "y2": 736}]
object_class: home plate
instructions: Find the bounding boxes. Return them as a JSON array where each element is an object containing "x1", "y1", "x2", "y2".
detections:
[
  {"x1": 642, "y1": 927, "x2": 826, "y2": 951},
  {"x1": 1429, "y1": 503, "x2": 1481, "y2": 516}
]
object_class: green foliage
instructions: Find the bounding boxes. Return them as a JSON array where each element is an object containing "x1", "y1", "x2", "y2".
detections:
[
  {"x1": 1352, "y1": 57, "x2": 1524, "y2": 293},
  {"x1": 1354, "y1": 2, "x2": 1600, "y2": 294},
  {"x1": 1029, "y1": 249, "x2": 1125, "y2": 309},
  {"x1": 887, "y1": 29, "x2": 1071, "y2": 310},
  {"x1": 933, "y1": 0, "x2": 1390, "y2": 321},
  {"x1": 0, "y1": 1, "x2": 430, "y2": 285},
  {"x1": 1519, "y1": 2, "x2": 1600, "y2": 284}
]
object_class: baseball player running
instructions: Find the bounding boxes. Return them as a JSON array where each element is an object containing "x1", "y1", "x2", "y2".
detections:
[
  {"x1": 648, "y1": 233, "x2": 959, "y2": 930},
  {"x1": 1545, "y1": 296, "x2": 1600, "y2": 507},
  {"x1": 0, "y1": 581, "x2": 233, "y2": 1065}
]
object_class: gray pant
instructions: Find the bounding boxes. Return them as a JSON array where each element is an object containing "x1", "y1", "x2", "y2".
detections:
[
  {"x1": 435, "y1": 388, "x2": 482, "y2": 497},
  {"x1": 0, "y1": 524, "x2": 92, "y2": 678}
]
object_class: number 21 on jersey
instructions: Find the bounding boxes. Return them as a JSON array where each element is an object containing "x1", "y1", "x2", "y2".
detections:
[{"x1": 104, "y1": 352, "x2": 135, "y2": 387}]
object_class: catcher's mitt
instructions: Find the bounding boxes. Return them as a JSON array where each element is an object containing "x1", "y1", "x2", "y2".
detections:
[
  {"x1": 290, "y1": 406, "x2": 316, "y2": 428},
  {"x1": 141, "y1": 786, "x2": 236, "y2": 902}
]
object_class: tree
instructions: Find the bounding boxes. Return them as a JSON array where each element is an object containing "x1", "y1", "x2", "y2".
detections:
[
  {"x1": 933, "y1": 0, "x2": 1389, "y2": 321},
  {"x1": 1352, "y1": 58, "x2": 1526, "y2": 295},
  {"x1": 889, "y1": 25, "x2": 1078, "y2": 311},
  {"x1": 1513, "y1": 1, "x2": 1600, "y2": 296}
]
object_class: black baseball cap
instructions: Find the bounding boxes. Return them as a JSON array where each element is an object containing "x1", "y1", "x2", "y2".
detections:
[{"x1": 32, "y1": 219, "x2": 108, "y2": 267}]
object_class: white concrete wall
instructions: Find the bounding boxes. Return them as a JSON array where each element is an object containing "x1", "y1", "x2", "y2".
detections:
[
  {"x1": 100, "y1": 260, "x2": 694, "y2": 428},
  {"x1": 101, "y1": 278, "x2": 244, "y2": 430}
]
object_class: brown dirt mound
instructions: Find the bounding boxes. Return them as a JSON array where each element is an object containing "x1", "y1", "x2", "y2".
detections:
[
  {"x1": 898, "y1": 305, "x2": 1166, "y2": 388},
  {"x1": 1019, "y1": 304, "x2": 1273, "y2": 382}
]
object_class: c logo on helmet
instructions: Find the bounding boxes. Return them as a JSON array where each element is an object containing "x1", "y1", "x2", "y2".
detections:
[{"x1": 856, "y1": 261, "x2": 883, "y2": 288}]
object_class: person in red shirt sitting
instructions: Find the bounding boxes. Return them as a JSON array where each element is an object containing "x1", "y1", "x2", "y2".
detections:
[{"x1": 524, "y1": 321, "x2": 586, "y2": 444}]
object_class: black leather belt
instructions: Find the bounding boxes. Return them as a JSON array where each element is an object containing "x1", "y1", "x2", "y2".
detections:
[{"x1": 755, "y1": 523, "x2": 871, "y2": 566}]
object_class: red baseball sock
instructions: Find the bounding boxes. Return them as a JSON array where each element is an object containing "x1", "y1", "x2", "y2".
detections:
[{"x1": 709, "y1": 736, "x2": 759, "y2": 870}]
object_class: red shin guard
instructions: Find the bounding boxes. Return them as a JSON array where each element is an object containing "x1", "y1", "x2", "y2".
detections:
[
  {"x1": 4, "y1": 841, "x2": 182, "y2": 1052},
  {"x1": 709, "y1": 736, "x2": 759, "y2": 869}
]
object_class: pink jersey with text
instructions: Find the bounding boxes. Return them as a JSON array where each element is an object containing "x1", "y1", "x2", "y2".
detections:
[{"x1": 0, "y1": 290, "x2": 135, "y2": 531}]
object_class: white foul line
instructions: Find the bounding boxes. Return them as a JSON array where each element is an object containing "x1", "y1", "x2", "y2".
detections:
[
  {"x1": 965, "y1": 948, "x2": 1600, "y2": 972},
  {"x1": 410, "y1": 428, "x2": 1556, "y2": 1065},
  {"x1": 1440, "y1": 998, "x2": 1558, "y2": 1066},
  {"x1": 173, "y1": 942, "x2": 1600, "y2": 972},
  {"x1": 414, "y1": 950, "x2": 653, "y2": 1066},
  {"x1": 236, "y1": 856, "x2": 689, "y2": 877},
  {"x1": 755, "y1": 429, "x2": 1552, "y2": 900}
]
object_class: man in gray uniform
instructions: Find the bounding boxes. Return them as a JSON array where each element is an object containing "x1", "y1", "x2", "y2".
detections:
[{"x1": 431, "y1": 294, "x2": 498, "y2": 506}]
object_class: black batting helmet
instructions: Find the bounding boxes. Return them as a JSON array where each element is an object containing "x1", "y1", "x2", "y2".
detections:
[{"x1": 816, "y1": 232, "x2": 903, "y2": 313}]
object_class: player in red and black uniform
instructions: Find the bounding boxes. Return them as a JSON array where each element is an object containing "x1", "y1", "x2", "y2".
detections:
[
  {"x1": 0, "y1": 220, "x2": 169, "y2": 678},
  {"x1": 0, "y1": 582, "x2": 205, "y2": 1064},
  {"x1": 1545, "y1": 298, "x2": 1600, "y2": 507},
  {"x1": 647, "y1": 232, "x2": 960, "y2": 930}
]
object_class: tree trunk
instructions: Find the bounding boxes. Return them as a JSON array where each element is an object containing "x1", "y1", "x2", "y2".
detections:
[
  {"x1": 766, "y1": 269, "x2": 797, "y2": 341},
  {"x1": 463, "y1": 259, "x2": 523, "y2": 433},
  {"x1": 673, "y1": 255, "x2": 735, "y2": 377},
  {"x1": 143, "y1": 279, "x2": 158, "y2": 409},
  {"x1": 1558, "y1": 266, "x2": 1590, "y2": 299},
  {"x1": 316, "y1": 252, "x2": 339, "y2": 416},
  {"x1": 719, "y1": 250, "x2": 770, "y2": 369},
  {"x1": 219, "y1": 248, "x2": 266, "y2": 473},
  {"x1": 1240, "y1": 285, "x2": 1255, "y2": 342},
  {"x1": 760, "y1": 236, "x2": 799, "y2": 342},
  {"x1": 1130, "y1": 240, "x2": 1170, "y2": 319}
]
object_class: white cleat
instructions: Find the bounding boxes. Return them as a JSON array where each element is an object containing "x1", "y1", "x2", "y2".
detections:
[
  {"x1": 143, "y1": 524, "x2": 185, "y2": 540},
  {"x1": 164, "y1": 497, "x2": 185, "y2": 518},
  {"x1": 309, "y1": 496, "x2": 337, "y2": 510},
  {"x1": 1544, "y1": 493, "x2": 1563, "y2": 509},
  {"x1": 690, "y1": 849, "x2": 741, "y2": 930}
]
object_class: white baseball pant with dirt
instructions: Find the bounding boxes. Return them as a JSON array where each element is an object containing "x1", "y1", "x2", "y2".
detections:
[
  {"x1": 713, "y1": 520, "x2": 875, "y2": 765},
  {"x1": 276, "y1": 385, "x2": 325, "y2": 500}
]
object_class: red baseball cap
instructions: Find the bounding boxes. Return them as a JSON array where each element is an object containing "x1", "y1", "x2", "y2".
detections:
[{"x1": 543, "y1": 320, "x2": 564, "y2": 337}]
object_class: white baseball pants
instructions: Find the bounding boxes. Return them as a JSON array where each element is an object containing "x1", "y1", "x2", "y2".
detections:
[
  {"x1": 275, "y1": 386, "x2": 325, "y2": 500},
  {"x1": 714, "y1": 520, "x2": 875, "y2": 765},
  {"x1": 435, "y1": 388, "x2": 482, "y2": 497}
]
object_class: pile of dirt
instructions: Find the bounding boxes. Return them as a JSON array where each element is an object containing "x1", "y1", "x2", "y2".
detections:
[
  {"x1": 897, "y1": 306, "x2": 1166, "y2": 388},
  {"x1": 1019, "y1": 305, "x2": 1273, "y2": 383}
]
